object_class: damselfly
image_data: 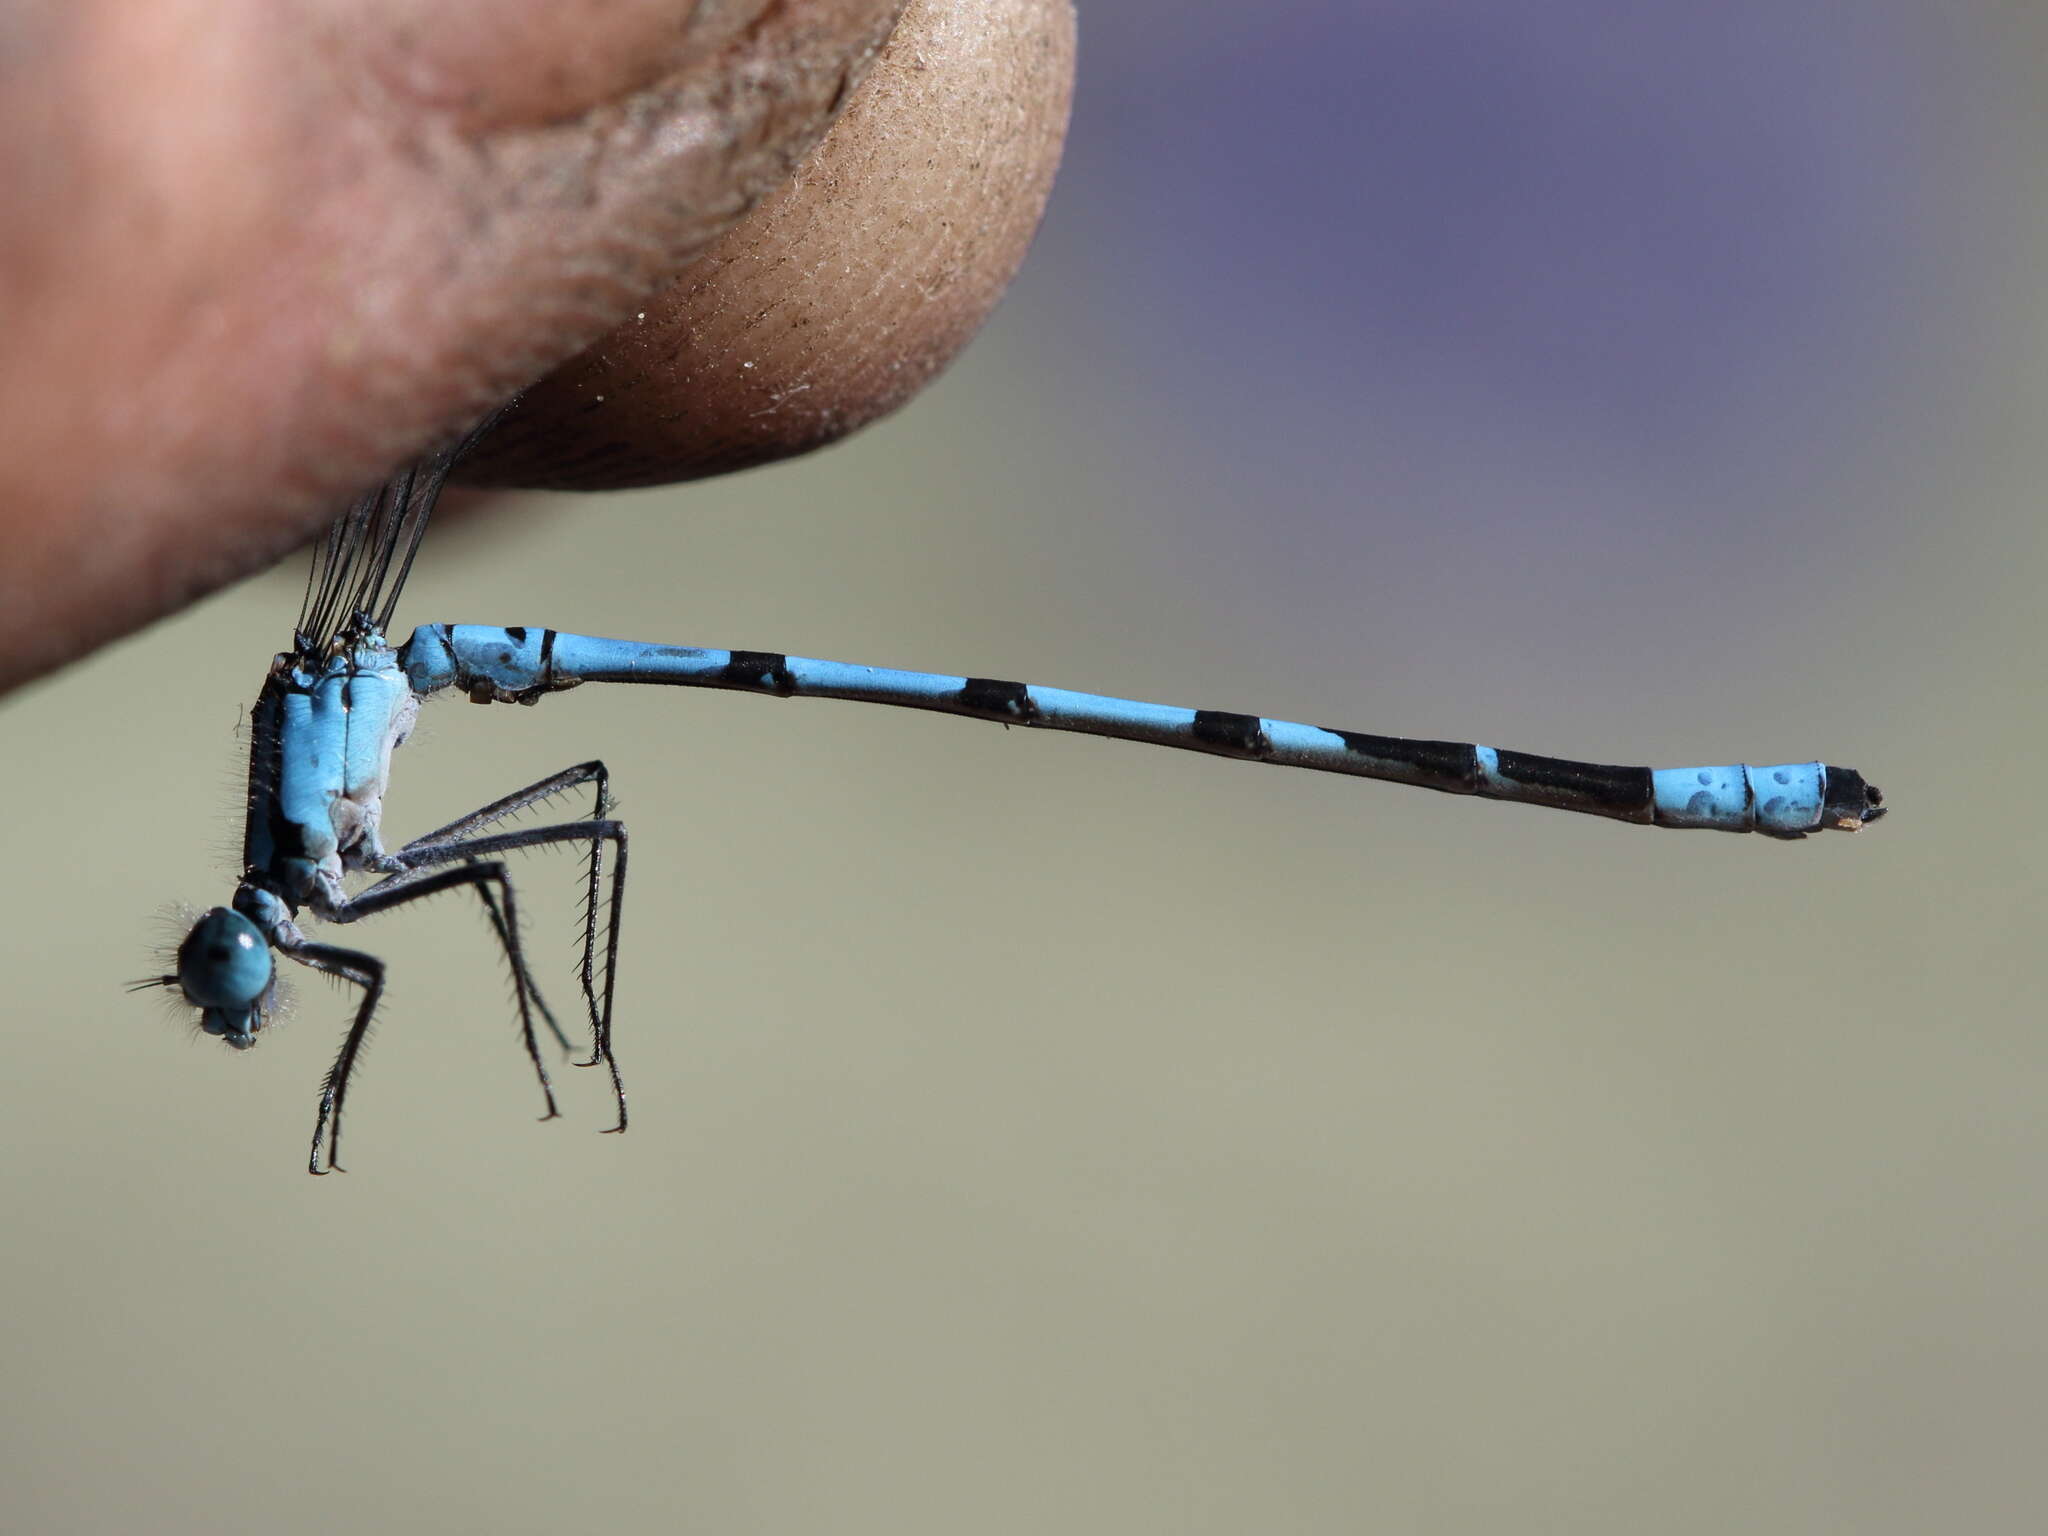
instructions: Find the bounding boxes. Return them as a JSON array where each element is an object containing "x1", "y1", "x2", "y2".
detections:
[{"x1": 144, "y1": 407, "x2": 1886, "y2": 1173}]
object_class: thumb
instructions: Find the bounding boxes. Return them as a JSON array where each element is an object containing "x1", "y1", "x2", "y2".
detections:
[{"x1": 0, "y1": 0, "x2": 902, "y2": 690}]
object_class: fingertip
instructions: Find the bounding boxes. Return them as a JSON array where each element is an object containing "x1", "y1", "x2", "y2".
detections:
[{"x1": 464, "y1": 0, "x2": 1079, "y2": 490}]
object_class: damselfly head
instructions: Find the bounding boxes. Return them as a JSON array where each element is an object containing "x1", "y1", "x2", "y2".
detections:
[{"x1": 174, "y1": 907, "x2": 276, "y2": 1049}]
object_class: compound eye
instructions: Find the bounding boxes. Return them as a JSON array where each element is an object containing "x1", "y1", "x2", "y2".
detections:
[{"x1": 176, "y1": 908, "x2": 273, "y2": 1011}]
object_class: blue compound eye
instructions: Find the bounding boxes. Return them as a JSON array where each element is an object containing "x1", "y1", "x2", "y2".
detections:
[{"x1": 176, "y1": 908, "x2": 273, "y2": 1012}]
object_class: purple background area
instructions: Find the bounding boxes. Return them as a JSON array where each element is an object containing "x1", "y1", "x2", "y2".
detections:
[{"x1": 1020, "y1": 0, "x2": 1981, "y2": 606}]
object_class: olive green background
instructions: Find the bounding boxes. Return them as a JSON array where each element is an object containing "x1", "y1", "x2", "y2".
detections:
[{"x1": 3, "y1": 6, "x2": 2045, "y2": 1532}]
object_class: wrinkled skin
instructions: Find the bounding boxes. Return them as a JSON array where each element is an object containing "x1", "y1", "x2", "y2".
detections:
[{"x1": 0, "y1": 0, "x2": 1076, "y2": 693}]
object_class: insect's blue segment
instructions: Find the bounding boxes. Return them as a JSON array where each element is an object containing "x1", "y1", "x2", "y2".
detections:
[
  {"x1": 153, "y1": 398, "x2": 1884, "y2": 1176},
  {"x1": 1651, "y1": 763, "x2": 1828, "y2": 834}
]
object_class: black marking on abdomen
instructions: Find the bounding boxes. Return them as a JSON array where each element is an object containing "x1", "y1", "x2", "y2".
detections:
[
  {"x1": 1327, "y1": 733, "x2": 1483, "y2": 793},
  {"x1": 1822, "y1": 767, "x2": 1883, "y2": 826},
  {"x1": 1192, "y1": 710, "x2": 1271, "y2": 757},
  {"x1": 725, "y1": 651, "x2": 796, "y2": 695},
  {"x1": 504, "y1": 626, "x2": 528, "y2": 644},
  {"x1": 958, "y1": 677, "x2": 1037, "y2": 722},
  {"x1": 1488, "y1": 752, "x2": 1653, "y2": 814}
]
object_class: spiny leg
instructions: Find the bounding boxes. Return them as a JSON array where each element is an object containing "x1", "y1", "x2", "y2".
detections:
[
  {"x1": 578, "y1": 824, "x2": 627, "y2": 1134},
  {"x1": 342, "y1": 851, "x2": 565, "y2": 1127},
  {"x1": 384, "y1": 762, "x2": 615, "y2": 1058},
  {"x1": 401, "y1": 761, "x2": 612, "y2": 847},
  {"x1": 278, "y1": 934, "x2": 383, "y2": 1176},
  {"x1": 470, "y1": 877, "x2": 577, "y2": 1056},
  {"x1": 307, "y1": 859, "x2": 560, "y2": 1169},
  {"x1": 574, "y1": 769, "x2": 614, "y2": 1074},
  {"x1": 364, "y1": 820, "x2": 629, "y2": 1136}
]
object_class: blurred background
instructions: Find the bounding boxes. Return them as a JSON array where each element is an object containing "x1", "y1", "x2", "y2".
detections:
[{"x1": 4, "y1": 2, "x2": 2046, "y2": 1531}]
